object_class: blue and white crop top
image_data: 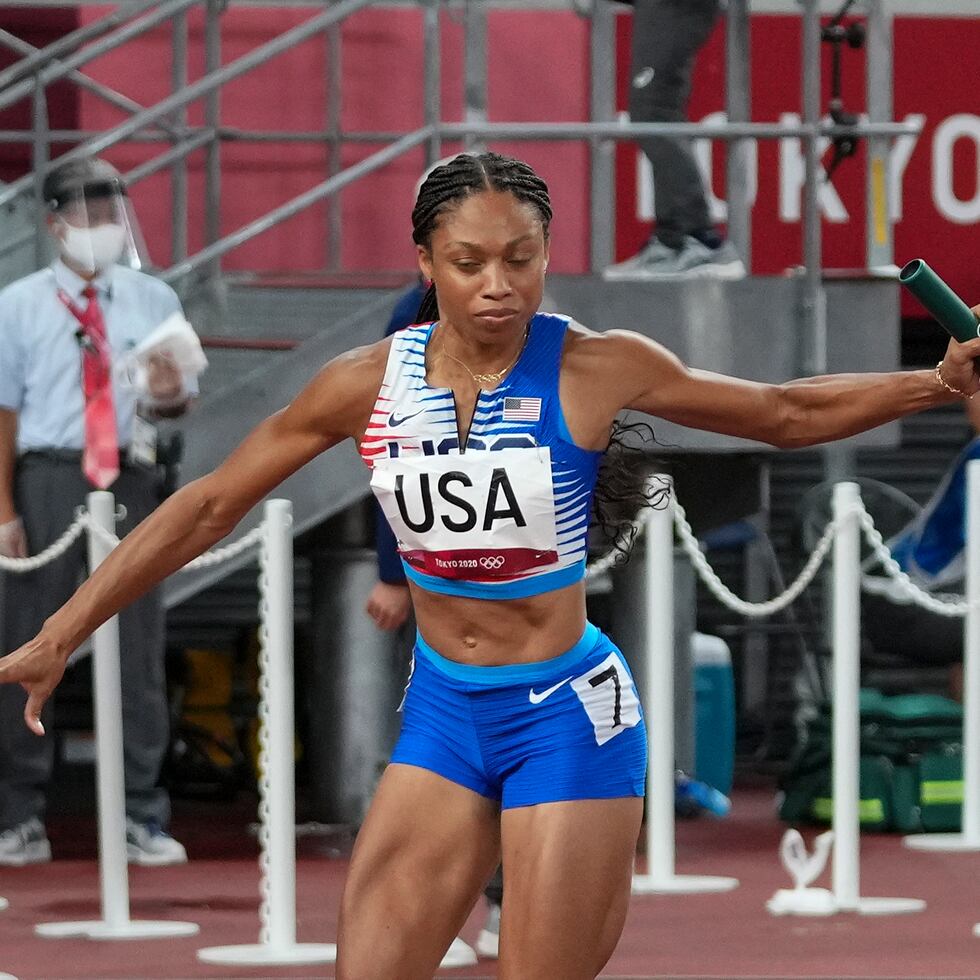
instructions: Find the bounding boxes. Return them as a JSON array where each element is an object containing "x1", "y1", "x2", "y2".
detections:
[{"x1": 360, "y1": 312, "x2": 602, "y2": 600}]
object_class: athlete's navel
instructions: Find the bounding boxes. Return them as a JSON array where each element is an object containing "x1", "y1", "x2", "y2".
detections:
[{"x1": 462, "y1": 635, "x2": 478, "y2": 649}]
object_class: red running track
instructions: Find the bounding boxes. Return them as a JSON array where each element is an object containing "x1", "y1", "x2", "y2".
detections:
[{"x1": 1, "y1": 785, "x2": 979, "y2": 979}]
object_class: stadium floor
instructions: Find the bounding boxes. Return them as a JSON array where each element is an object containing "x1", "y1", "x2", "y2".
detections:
[{"x1": 1, "y1": 784, "x2": 978, "y2": 979}]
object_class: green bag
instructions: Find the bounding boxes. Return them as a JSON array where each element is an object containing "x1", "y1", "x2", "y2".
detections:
[{"x1": 778, "y1": 689, "x2": 963, "y2": 832}]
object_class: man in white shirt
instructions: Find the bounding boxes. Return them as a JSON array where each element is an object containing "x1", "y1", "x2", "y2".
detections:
[{"x1": 0, "y1": 158, "x2": 197, "y2": 866}]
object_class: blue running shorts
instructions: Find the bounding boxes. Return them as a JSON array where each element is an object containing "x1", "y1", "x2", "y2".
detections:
[{"x1": 391, "y1": 622, "x2": 648, "y2": 809}]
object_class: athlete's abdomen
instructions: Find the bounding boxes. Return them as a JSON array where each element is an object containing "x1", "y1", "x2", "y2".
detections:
[{"x1": 408, "y1": 576, "x2": 588, "y2": 666}]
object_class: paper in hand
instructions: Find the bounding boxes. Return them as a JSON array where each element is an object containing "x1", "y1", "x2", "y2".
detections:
[{"x1": 117, "y1": 312, "x2": 208, "y2": 390}]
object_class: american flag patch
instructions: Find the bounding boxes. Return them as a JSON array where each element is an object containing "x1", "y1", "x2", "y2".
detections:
[{"x1": 503, "y1": 396, "x2": 542, "y2": 421}]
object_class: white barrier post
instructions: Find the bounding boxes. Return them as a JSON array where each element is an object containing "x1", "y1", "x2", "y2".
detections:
[
  {"x1": 907, "y1": 458, "x2": 980, "y2": 853},
  {"x1": 632, "y1": 477, "x2": 738, "y2": 895},
  {"x1": 37, "y1": 492, "x2": 198, "y2": 940},
  {"x1": 198, "y1": 499, "x2": 336, "y2": 965},
  {"x1": 830, "y1": 482, "x2": 923, "y2": 916}
]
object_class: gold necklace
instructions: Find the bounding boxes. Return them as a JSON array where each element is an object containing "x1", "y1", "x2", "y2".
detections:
[{"x1": 439, "y1": 324, "x2": 529, "y2": 387}]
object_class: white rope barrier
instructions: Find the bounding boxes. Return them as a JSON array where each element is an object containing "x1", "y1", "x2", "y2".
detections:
[
  {"x1": 673, "y1": 500, "x2": 843, "y2": 618},
  {"x1": 589, "y1": 475, "x2": 969, "y2": 916},
  {"x1": 34, "y1": 493, "x2": 199, "y2": 941},
  {"x1": 6, "y1": 473, "x2": 974, "y2": 933},
  {"x1": 12, "y1": 494, "x2": 308, "y2": 946},
  {"x1": 0, "y1": 515, "x2": 87, "y2": 572},
  {"x1": 1, "y1": 494, "x2": 326, "y2": 954},
  {"x1": 83, "y1": 517, "x2": 265, "y2": 572},
  {"x1": 630, "y1": 476, "x2": 738, "y2": 896}
]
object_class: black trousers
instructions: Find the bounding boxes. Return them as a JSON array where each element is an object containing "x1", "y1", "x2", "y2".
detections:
[
  {"x1": 628, "y1": 0, "x2": 723, "y2": 248},
  {"x1": 0, "y1": 454, "x2": 170, "y2": 830}
]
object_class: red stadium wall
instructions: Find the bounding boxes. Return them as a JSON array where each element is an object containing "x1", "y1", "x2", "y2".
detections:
[
  {"x1": 0, "y1": 7, "x2": 80, "y2": 183},
  {"x1": 74, "y1": 5, "x2": 591, "y2": 276},
  {"x1": 32, "y1": 5, "x2": 977, "y2": 307}
]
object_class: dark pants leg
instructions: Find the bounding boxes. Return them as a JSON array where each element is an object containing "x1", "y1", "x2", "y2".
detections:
[
  {"x1": 0, "y1": 458, "x2": 170, "y2": 830},
  {"x1": 112, "y1": 465, "x2": 171, "y2": 826},
  {"x1": 628, "y1": 0, "x2": 723, "y2": 249},
  {"x1": 484, "y1": 863, "x2": 503, "y2": 906}
]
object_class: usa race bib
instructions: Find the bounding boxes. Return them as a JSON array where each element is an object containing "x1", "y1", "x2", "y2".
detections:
[{"x1": 371, "y1": 447, "x2": 560, "y2": 580}]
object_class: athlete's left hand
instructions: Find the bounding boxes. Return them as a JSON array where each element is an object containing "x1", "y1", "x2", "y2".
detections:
[{"x1": 938, "y1": 306, "x2": 980, "y2": 397}]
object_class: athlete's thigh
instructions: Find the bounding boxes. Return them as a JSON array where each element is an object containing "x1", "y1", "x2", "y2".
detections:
[
  {"x1": 337, "y1": 762, "x2": 501, "y2": 980},
  {"x1": 498, "y1": 796, "x2": 643, "y2": 980}
]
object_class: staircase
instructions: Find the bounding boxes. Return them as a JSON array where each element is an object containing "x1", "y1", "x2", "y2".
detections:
[{"x1": 162, "y1": 282, "x2": 403, "y2": 609}]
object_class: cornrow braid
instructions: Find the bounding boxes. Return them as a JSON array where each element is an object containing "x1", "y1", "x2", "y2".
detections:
[{"x1": 412, "y1": 152, "x2": 553, "y2": 324}]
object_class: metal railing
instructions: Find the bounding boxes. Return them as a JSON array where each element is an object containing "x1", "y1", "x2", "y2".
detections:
[{"x1": 2, "y1": 0, "x2": 918, "y2": 351}]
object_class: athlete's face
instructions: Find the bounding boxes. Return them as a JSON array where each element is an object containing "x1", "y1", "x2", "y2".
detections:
[{"x1": 417, "y1": 189, "x2": 549, "y2": 342}]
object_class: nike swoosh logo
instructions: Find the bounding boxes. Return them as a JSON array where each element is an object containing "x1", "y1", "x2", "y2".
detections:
[
  {"x1": 389, "y1": 410, "x2": 423, "y2": 427},
  {"x1": 528, "y1": 676, "x2": 573, "y2": 705}
]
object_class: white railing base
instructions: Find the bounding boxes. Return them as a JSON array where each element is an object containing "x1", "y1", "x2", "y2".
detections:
[
  {"x1": 767, "y1": 887, "x2": 837, "y2": 916},
  {"x1": 197, "y1": 943, "x2": 337, "y2": 965},
  {"x1": 841, "y1": 896, "x2": 925, "y2": 916},
  {"x1": 903, "y1": 833, "x2": 980, "y2": 852},
  {"x1": 632, "y1": 873, "x2": 738, "y2": 895},
  {"x1": 35, "y1": 919, "x2": 198, "y2": 939}
]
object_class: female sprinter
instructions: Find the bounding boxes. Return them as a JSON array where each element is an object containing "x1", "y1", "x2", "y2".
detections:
[{"x1": 2, "y1": 152, "x2": 979, "y2": 980}]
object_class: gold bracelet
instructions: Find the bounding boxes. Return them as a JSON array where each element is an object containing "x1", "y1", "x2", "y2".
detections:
[{"x1": 935, "y1": 360, "x2": 972, "y2": 399}]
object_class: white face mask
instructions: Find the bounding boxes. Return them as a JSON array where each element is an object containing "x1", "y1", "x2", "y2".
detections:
[{"x1": 58, "y1": 221, "x2": 128, "y2": 273}]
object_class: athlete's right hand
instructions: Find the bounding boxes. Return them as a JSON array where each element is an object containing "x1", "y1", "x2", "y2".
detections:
[
  {"x1": 0, "y1": 633, "x2": 68, "y2": 735},
  {"x1": 0, "y1": 516, "x2": 27, "y2": 559},
  {"x1": 365, "y1": 581, "x2": 412, "y2": 632}
]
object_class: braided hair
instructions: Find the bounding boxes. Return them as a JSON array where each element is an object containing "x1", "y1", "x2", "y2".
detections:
[
  {"x1": 411, "y1": 152, "x2": 552, "y2": 324},
  {"x1": 409, "y1": 151, "x2": 661, "y2": 565}
]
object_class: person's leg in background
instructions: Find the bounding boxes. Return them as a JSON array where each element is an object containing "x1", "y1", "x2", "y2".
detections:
[
  {"x1": 604, "y1": 0, "x2": 745, "y2": 280},
  {"x1": 0, "y1": 457, "x2": 87, "y2": 865},
  {"x1": 475, "y1": 864, "x2": 504, "y2": 958},
  {"x1": 113, "y1": 464, "x2": 185, "y2": 865}
]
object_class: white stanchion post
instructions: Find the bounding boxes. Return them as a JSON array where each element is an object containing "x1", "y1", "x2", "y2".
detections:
[
  {"x1": 37, "y1": 492, "x2": 198, "y2": 940},
  {"x1": 830, "y1": 482, "x2": 924, "y2": 916},
  {"x1": 0, "y1": 897, "x2": 7, "y2": 911},
  {"x1": 831, "y1": 482, "x2": 861, "y2": 911},
  {"x1": 907, "y1": 458, "x2": 980, "y2": 853},
  {"x1": 632, "y1": 477, "x2": 738, "y2": 895},
  {"x1": 198, "y1": 500, "x2": 335, "y2": 965}
]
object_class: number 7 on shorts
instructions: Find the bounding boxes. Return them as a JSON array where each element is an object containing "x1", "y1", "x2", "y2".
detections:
[{"x1": 571, "y1": 653, "x2": 641, "y2": 746}]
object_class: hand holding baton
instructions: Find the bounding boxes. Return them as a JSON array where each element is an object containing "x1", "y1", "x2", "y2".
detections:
[{"x1": 899, "y1": 259, "x2": 980, "y2": 343}]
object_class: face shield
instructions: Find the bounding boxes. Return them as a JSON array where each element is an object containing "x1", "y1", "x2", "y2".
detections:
[{"x1": 48, "y1": 176, "x2": 149, "y2": 276}]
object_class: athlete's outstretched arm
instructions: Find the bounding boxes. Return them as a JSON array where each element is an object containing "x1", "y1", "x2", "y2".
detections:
[
  {"x1": 566, "y1": 315, "x2": 980, "y2": 449},
  {"x1": 0, "y1": 342, "x2": 386, "y2": 733}
]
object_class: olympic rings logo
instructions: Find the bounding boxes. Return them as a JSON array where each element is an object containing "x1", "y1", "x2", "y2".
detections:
[{"x1": 480, "y1": 555, "x2": 505, "y2": 570}]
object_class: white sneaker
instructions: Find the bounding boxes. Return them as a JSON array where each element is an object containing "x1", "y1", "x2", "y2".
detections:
[
  {"x1": 475, "y1": 902, "x2": 500, "y2": 959},
  {"x1": 0, "y1": 817, "x2": 51, "y2": 867},
  {"x1": 439, "y1": 935, "x2": 478, "y2": 968},
  {"x1": 602, "y1": 237, "x2": 678, "y2": 280},
  {"x1": 125, "y1": 818, "x2": 187, "y2": 867},
  {"x1": 603, "y1": 236, "x2": 746, "y2": 281}
]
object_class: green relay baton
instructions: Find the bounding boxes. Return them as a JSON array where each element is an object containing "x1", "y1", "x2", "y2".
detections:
[{"x1": 899, "y1": 259, "x2": 979, "y2": 343}]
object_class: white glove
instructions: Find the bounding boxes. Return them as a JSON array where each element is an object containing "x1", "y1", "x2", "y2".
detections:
[{"x1": 0, "y1": 516, "x2": 28, "y2": 559}]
